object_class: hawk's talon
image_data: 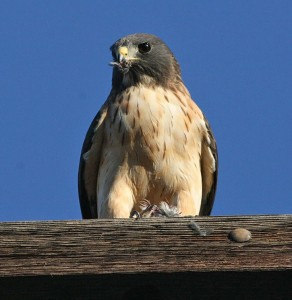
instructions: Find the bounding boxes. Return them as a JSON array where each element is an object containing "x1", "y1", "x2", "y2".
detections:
[{"x1": 130, "y1": 211, "x2": 141, "y2": 219}]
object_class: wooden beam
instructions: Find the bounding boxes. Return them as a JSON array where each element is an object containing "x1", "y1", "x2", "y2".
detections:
[{"x1": 0, "y1": 215, "x2": 291, "y2": 299}]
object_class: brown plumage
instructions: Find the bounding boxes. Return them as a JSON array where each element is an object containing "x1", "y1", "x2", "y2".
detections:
[{"x1": 78, "y1": 33, "x2": 218, "y2": 218}]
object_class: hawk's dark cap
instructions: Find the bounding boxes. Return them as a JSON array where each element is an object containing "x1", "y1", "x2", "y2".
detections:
[{"x1": 110, "y1": 33, "x2": 182, "y2": 89}]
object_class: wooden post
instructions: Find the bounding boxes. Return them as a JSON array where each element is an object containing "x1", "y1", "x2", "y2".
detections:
[{"x1": 0, "y1": 215, "x2": 291, "y2": 299}]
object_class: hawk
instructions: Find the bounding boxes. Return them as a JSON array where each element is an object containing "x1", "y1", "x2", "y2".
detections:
[{"x1": 78, "y1": 33, "x2": 218, "y2": 219}]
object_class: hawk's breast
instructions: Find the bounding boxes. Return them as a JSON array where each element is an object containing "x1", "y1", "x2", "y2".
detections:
[{"x1": 101, "y1": 84, "x2": 205, "y2": 203}]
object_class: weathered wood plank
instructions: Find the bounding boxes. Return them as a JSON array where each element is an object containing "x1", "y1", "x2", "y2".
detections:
[{"x1": 0, "y1": 215, "x2": 291, "y2": 277}]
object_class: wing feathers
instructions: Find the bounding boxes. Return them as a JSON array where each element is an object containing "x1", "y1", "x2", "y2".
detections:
[
  {"x1": 199, "y1": 116, "x2": 218, "y2": 216},
  {"x1": 78, "y1": 102, "x2": 108, "y2": 218}
]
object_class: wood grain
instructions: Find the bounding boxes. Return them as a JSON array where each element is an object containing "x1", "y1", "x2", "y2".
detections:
[
  {"x1": 0, "y1": 215, "x2": 291, "y2": 299},
  {"x1": 0, "y1": 215, "x2": 291, "y2": 276}
]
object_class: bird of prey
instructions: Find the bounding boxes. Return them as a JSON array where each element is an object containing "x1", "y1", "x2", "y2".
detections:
[{"x1": 78, "y1": 33, "x2": 218, "y2": 219}]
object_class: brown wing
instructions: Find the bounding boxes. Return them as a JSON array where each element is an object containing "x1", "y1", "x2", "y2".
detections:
[
  {"x1": 78, "y1": 101, "x2": 108, "y2": 219},
  {"x1": 199, "y1": 115, "x2": 218, "y2": 216}
]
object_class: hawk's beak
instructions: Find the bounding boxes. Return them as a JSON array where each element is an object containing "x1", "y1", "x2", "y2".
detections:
[
  {"x1": 109, "y1": 46, "x2": 137, "y2": 72},
  {"x1": 118, "y1": 46, "x2": 128, "y2": 63}
]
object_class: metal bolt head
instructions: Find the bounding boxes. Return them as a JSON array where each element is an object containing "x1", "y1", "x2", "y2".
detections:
[{"x1": 228, "y1": 228, "x2": 252, "y2": 243}]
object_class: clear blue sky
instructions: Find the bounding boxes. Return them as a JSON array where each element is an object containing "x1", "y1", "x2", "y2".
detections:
[{"x1": 1, "y1": 1, "x2": 291, "y2": 221}]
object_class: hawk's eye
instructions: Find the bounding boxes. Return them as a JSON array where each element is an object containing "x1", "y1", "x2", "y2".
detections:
[{"x1": 138, "y1": 42, "x2": 151, "y2": 54}]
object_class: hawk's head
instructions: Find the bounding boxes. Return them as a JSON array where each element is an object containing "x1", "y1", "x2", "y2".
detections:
[{"x1": 110, "y1": 33, "x2": 181, "y2": 89}]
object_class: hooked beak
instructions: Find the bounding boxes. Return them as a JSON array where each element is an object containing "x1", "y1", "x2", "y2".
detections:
[
  {"x1": 117, "y1": 46, "x2": 128, "y2": 63},
  {"x1": 109, "y1": 46, "x2": 139, "y2": 73}
]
